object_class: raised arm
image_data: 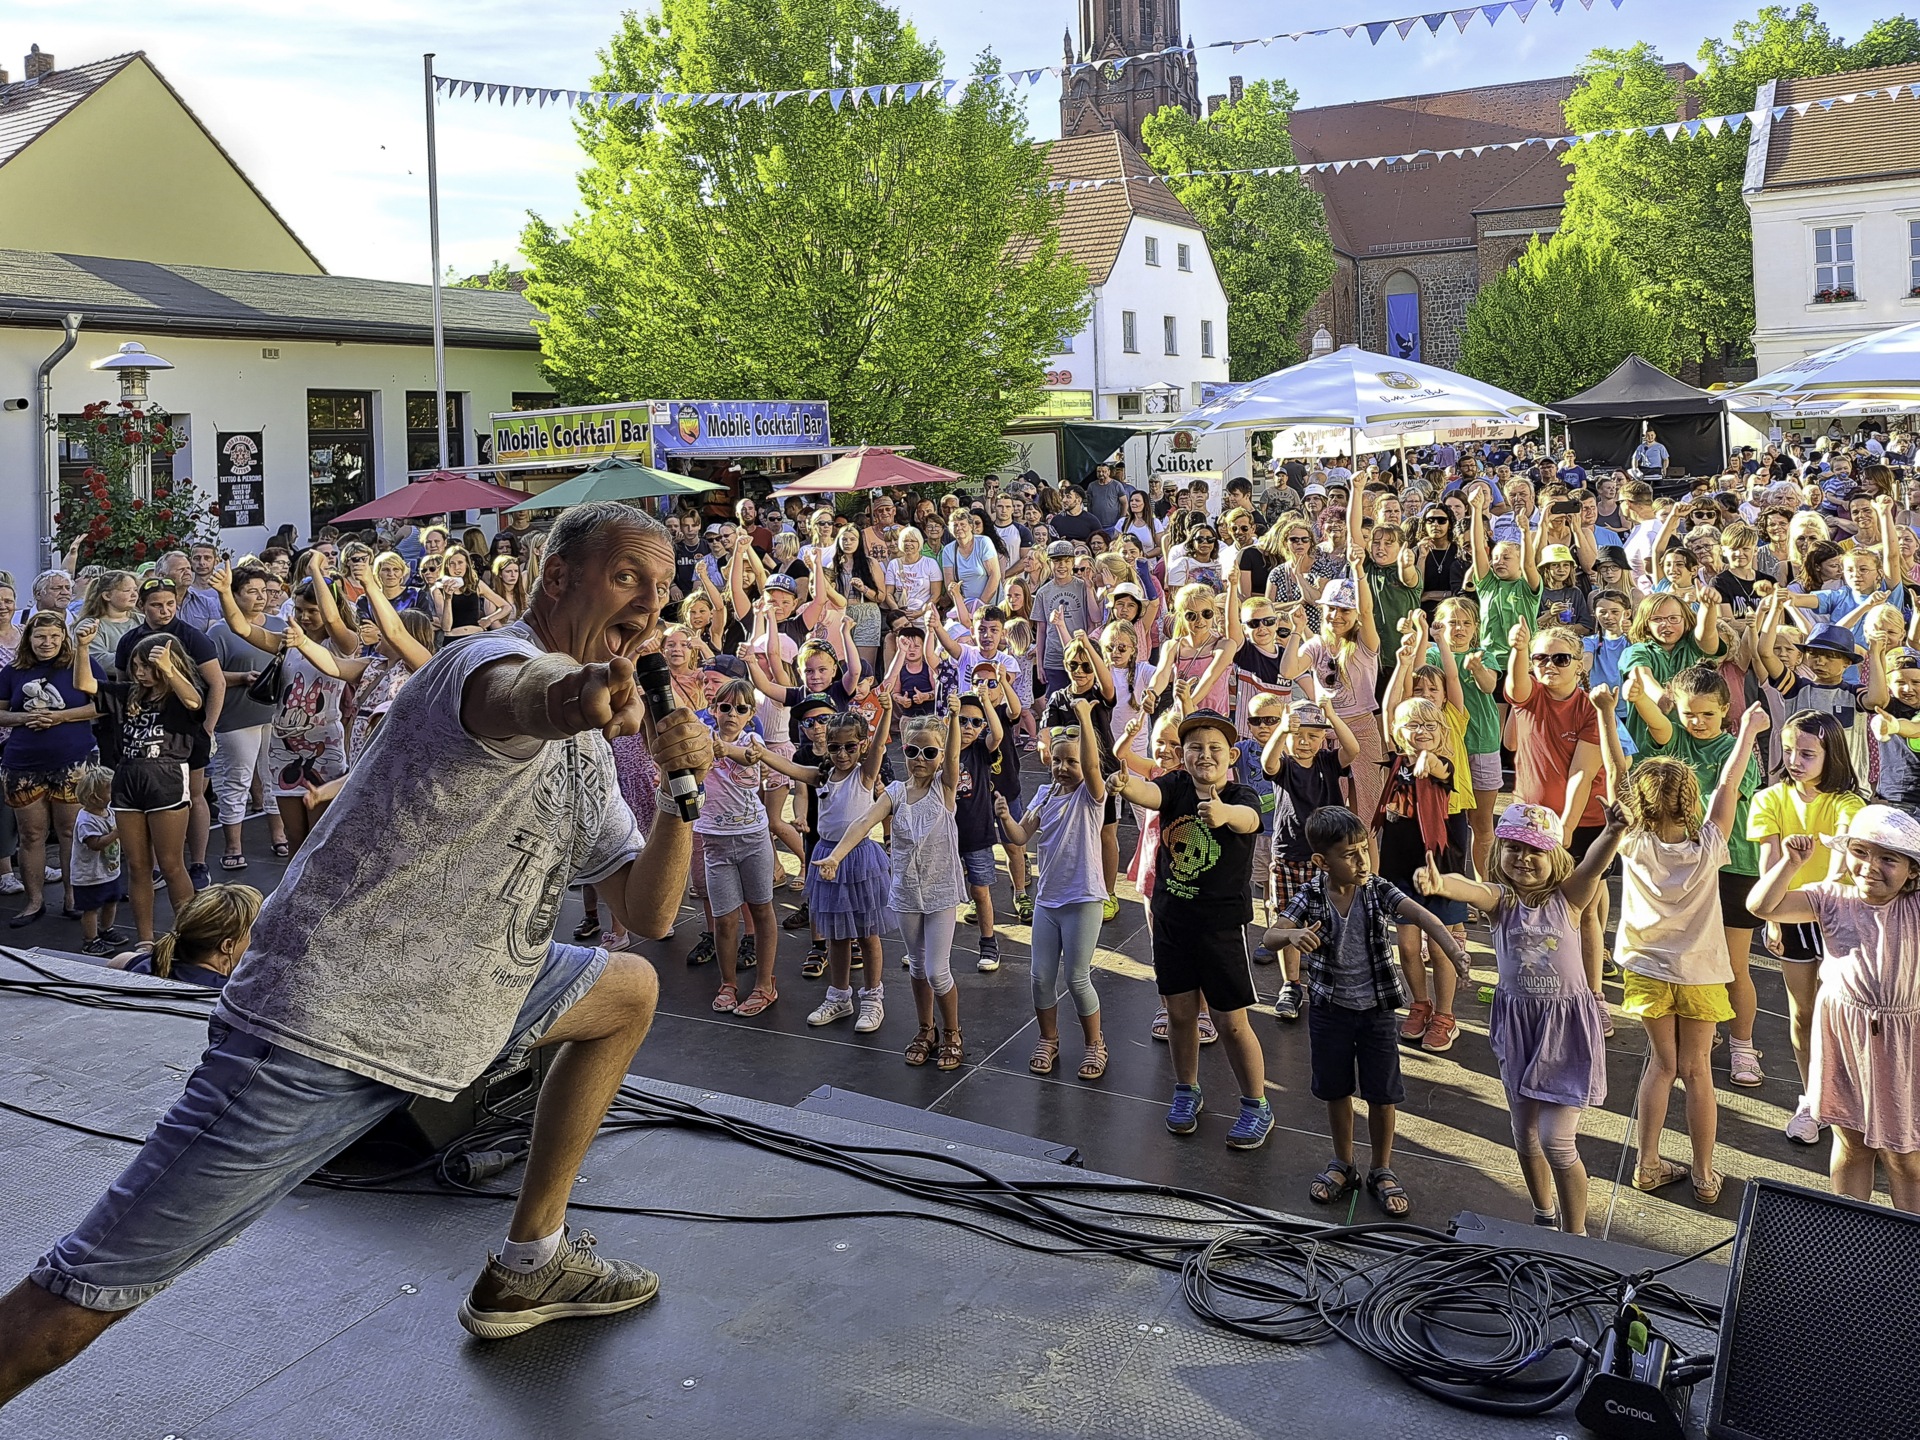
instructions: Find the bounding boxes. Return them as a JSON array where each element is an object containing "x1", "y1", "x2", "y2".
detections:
[
  {"x1": 1694, "y1": 588, "x2": 1722, "y2": 659},
  {"x1": 1520, "y1": 509, "x2": 1542, "y2": 591},
  {"x1": 1504, "y1": 618, "x2": 1535, "y2": 705},
  {"x1": 1073, "y1": 695, "x2": 1106, "y2": 803},
  {"x1": 1559, "y1": 803, "x2": 1626, "y2": 912},
  {"x1": 312, "y1": 554, "x2": 360, "y2": 654},
  {"x1": 858, "y1": 690, "x2": 892, "y2": 787},
  {"x1": 941, "y1": 705, "x2": 962, "y2": 799},
  {"x1": 1412, "y1": 847, "x2": 1501, "y2": 915},
  {"x1": 1705, "y1": 702, "x2": 1767, "y2": 840},
  {"x1": 361, "y1": 572, "x2": 433, "y2": 670},
  {"x1": 210, "y1": 563, "x2": 283, "y2": 655},
  {"x1": 1589, "y1": 684, "x2": 1626, "y2": 805},
  {"x1": 1468, "y1": 489, "x2": 1491, "y2": 581},
  {"x1": 1747, "y1": 835, "x2": 1821, "y2": 924},
  {"x1": 812, "y1": 791, "x2": 898, "y2": 881},
  {"x1": 70, "y1": 620, "x2": 100, "y2": 695}
]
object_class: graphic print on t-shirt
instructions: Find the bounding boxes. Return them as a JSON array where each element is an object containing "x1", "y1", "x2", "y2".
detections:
[
  {"x1": 497, "y1": 738, "x2": 608, "y2": 976},
  {"x1": 1160, "y1": 814, "x2": 1222, "y2": 900},
  {"x1": 121, "y1": 702, "x2": 172, "y2": 762}
]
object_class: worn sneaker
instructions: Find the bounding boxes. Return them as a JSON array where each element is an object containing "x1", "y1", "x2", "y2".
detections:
[
  {"x1": 44, "y1": 866, "x2": 63, "y2": 885},
  {"x1": 1785, "y1": 1098, "x2": 1823, "y2": 1145},
  {"x1": 1013, "y1": 892, "x2": 1034, "y2": 924},
  {"x1": 457, "y1": 1229, "x2": 658, "y2": 1340},
  {"x1": 808, "y1": 992, "x2": 855, "y2": 1026},
  {"x1": 854, "y1": 991, "x2": 885, "y2": 1033},
  {"x1": 1421, "y1": 1012, "x2": 1458, "y2": 1053},
  {"x1": 81, "y1": 935, "x2": 119, "y2": 957},
  {"x1": 781, "y1": 901, "x2": 812, "y2": 930},
  {"x1": 962, "y1": 900, "x2": 980, "y2": 926},
  {"x1": 685, "y1": 930, "x2": 716, "y2": 966},
  {"x1": 1226, "y1": 1099, "x2": 1274, "y2": 1151},
  {"x1": 1166, "y1": 1083, "x2": 1204, "y2": 1136},
  {"x1": 1102, "y1": 892, "x2": 1120, "y2": 922},
  {"x1": 976, "y1": 934, "x2": 1001, "y2": 972},
  {"x1": 737, "y1": 934, "x2": 757, "y2": 970},
  {"x1": 0, "y1": 873, "x2": 23, "y2": 895},
  {"x1": 185, "y1": 863, "x2": 206, "y2": 892},
  {"x1": 1274, "y1": 981, "x2": 1304, "y2": 1022},
  {"x1": 1399, "y1": 1000, "x2": 1433, "y2": 1044}
]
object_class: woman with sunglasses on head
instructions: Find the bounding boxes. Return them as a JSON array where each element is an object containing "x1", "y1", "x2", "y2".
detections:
[
  {"x1": 1414, "y1": 505, "x2": 1470, "y2": 617},
  {"x1": 1164, "y1": 525, "x2": 1224, "y2": 592}
]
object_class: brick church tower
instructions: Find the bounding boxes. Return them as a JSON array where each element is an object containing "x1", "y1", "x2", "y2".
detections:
[{"x1": 1059, "y1": 0, "x2": 1201, "y2": 151}]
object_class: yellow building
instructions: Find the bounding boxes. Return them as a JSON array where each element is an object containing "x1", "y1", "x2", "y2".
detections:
[{"x1": 0, "y1": 47, "x2": 324, "y2": 274}]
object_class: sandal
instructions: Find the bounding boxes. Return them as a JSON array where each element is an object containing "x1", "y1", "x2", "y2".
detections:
[
  {"x1": 1632, "y1": 1158, "x2": 1691, "y2": 1193},
  {"x1": 1078, "y1": 1041, "x2": 1109, "y2": 1080},
  {"x1": 711, "y1": 983, "x2": 739, "y2": 1013},
  {"x1": 271, "y1": 841, "x2": 291, "y2": 858},
  {"x1": 801, "y1": 946, "x2": 828, "y2": 980},
  {"x1": 937, "y1": 1028, "x2": 964, "y2": 1071},
  {"x1": 220, "y1": 854, "x2": 248, "y2": 871},
  {"x1": 905, "y1": 1024, "x2": 937, "y2": 1066},
  {"x1": 1308, "y1": 1158, "x2": 1361, "y2": 1206},
  {"x1": 1693, "y1": 1170, "x2": 1725, "y2": 1205},
  {"x1": 1029, "y1": 1036, "x2": 1060, "y2": 1074},
  {"x1": 1151, "y1": 1007, "x2": 1169, "y2": 1041},
  {"x1": 1367, "y1": 1167, "x2": 1411, "y2": 1218},
  {"x1": 1196, "y1": 1012, "x2": 1219, "y2": 1046},
  {"x1": 734, "y1": 985, "x2": 777, "y2": 1018}
]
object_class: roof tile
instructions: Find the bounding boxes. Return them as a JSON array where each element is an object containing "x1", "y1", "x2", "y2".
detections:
[
  {"x1": 1029, "y1": 131, "x2": 1203, "y2": 285},
  {"x1": 0, "y1": 53, "x2": 142, "y2": 169},
  {"x1": 1763, "y1": 61, "x2": 1920, "y2": 190}
]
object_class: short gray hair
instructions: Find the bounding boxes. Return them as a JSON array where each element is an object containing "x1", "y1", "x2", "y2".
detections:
[
  {"x1": 537, "y1": 501, "x2": 669, "y2": 596},
  {"x1": 31, "y1": 568, "x2": 70, "y2": 601}
]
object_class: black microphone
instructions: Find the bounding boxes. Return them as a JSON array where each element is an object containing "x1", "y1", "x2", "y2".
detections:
[{"x1": 631, "y1": 651, "x2": 703, "y2": 823}]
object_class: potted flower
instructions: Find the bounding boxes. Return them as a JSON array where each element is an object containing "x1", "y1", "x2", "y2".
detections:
[{"x1": 55, "y1": 400, "x2": 216, "y2": 569}]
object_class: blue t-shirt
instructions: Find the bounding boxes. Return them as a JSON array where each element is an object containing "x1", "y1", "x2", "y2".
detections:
[
  {"x1": 0, "y1": 659, "x2": 103, "y2": 771},
  {"x1": 1234, "y1": 737, "x2": 1278, "y2": 835}
]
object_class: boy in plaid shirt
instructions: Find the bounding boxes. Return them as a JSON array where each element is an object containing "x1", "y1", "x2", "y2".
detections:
[{"x1": 1268, "y1": 806, "x2": 1467, "y2": 1220}]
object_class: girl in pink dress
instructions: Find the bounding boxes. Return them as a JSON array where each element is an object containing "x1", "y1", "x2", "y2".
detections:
[{"x1": 1752, "y1": 806, "x2": 1920, "y2": 1213}]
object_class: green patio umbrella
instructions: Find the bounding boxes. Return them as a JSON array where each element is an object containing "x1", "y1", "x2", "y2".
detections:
[{"x1": 502, "y1": 455, "x2": 724, "y2": 513}]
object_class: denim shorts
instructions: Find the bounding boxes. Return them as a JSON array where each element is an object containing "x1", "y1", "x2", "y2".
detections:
[
  {"x1": 32, "y1": 942, "x2": 607, "y2": 1312},
  {"x1": 960, "y1": 846, "x2": 997, "y2": 888}
]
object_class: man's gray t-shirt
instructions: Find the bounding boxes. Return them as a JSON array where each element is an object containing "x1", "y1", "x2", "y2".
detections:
[
  {"x1": 1083, "y1": 479, "x2": 1126, "y2": 531},
  {"x1": 208, "y1": 619, "x2": 285, "y2": 732},
  {"x1": 1033, "y1": 578, "x2": 1094, "y2": 674},
  {"x1": 217, "y1": 623, "x2": 642, "y2": 1099}
]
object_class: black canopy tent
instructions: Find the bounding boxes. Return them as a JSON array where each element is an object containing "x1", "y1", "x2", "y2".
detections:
[{"x1": 1555, "y1": 355, "x2": 1726, "y2": 479}]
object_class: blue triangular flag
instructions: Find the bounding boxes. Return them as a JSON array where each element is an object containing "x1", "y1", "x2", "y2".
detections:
[
  {"x1": 1367, "y1": 20, "x2": 1392, "y2": 41},
  {"x1": 1396, "y1": 17, "x2": 1420, "y2": 37},
  {"x1": 1424, "y1": 13, "x2": 1448, "y2": 33},
  {"x1": 829, "y1": 88, "x2": 846, "y2": 110},
  {"x1": 1483, "y1": 3, "x2": 1508, "y2": 21}
]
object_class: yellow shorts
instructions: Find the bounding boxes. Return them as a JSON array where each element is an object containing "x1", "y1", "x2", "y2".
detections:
[{"x1": 1621, "y1": 971, "x2": 1735, "y2": 1023}]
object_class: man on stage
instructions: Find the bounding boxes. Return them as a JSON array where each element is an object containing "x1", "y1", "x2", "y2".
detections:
[{"x1": 0, "y1": 500, "x2": 712, "y2": 1402}]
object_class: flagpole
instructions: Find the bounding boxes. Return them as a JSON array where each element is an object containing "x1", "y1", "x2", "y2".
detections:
[{"x1": 425, "y1": 52, "x2": 449, "y2": 474}]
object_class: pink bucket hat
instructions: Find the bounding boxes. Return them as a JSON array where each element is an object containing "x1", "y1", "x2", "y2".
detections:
[{"x1": 1494, "y1": 801, "x2": 1564, "y2": 852}]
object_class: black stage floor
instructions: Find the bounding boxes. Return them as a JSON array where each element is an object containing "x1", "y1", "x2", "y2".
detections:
[{"x1": 0, "y1": 951, "x2": 1727, "y2": 1440}]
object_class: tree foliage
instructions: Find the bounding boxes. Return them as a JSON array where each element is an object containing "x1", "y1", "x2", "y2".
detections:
[
  {"x1": 1140, "y1": 80, "x2": 1334, "y2": 381},
  {"x1": 1560, "y1": 6, "x2": 1920, "y2": 365},
  {"x1": 519, "y1": 0, "x2": 1089, "y2": 476},
  {"x1": 450, "y1": 260, "x2": 518, "y2": 290},
  {"x1": 1458, "y1": 233, "x2": 1676, "y2": 404}
]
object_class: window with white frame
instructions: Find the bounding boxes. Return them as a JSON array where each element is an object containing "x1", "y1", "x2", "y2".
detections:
[
  {"x1": 1163, "y1": 315, "x2": 1178, "y2": 355},
  {"x1": 1814, "y1": 225, "x2": 1855, "y2": 298},
  {"x1": 1201, "y1": 319, "x2": 1214, "y2": 358},
  {"x1": 1121, "y1": 310, "x2": 1138, "y2": 352},
  {"x1": 1910, "y1": 219, "x2": 1920, "y2": 294},
  {"x1": 1177, "y1": 242, "x2": 1191, "y2": 271},
  {"x1": 1058, "y1": 330, "x2": 1075, "y2": 354},
  {"x1": 1144, "y1": 236, "x2": 1160, "y2": 266}
]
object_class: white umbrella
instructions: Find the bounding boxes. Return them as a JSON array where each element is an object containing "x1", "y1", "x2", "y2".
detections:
[
  {"x1": 1179, "y1": 344, "x2": 1552, "y2": 443},
  {"x1": 1722, "y1": 320, "x2": 1920, "y2": 421}
]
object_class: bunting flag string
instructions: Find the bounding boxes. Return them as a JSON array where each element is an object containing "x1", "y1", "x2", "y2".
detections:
[
  {"x1": 432, "y1": 0, "x2": 1627, "y2": 114},
  {"x1": 1041, "y1": 80, "x2": 1920, "y2": 190}
]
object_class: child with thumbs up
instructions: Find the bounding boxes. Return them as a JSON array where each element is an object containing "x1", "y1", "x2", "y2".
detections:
[{"x1": 1414, "y1": 803, "x2": 1625, "y2": 1234}]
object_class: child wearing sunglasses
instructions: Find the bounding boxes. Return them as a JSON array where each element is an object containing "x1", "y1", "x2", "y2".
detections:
[
  {"x1": 951, "y1": 691, "x2": 1008, "y2": 971},
  {"x1": 1043, "y1": 631, "x2": 1121, "y2": 920},
  {"x1": 816, "y1": 710, "x2": 966, "y2": 1069},
  {"x1": 695, "y1": 678, "x2": 780, "y2": 1019}
]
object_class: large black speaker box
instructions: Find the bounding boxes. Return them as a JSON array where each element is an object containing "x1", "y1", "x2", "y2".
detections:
[
  {"x1": 328, "y1": 1046, "x2": 554, "y2": 1174},
  {"x1": 1709, "y1": 1178, "x2": 1920, "y2": 1439}
]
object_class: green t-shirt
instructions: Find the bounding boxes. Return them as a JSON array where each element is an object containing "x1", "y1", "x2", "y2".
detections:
[
  {"x1": 1472, "y1": 573, "x2": 1541, "y2": 672},
  {"x1": 1618, "y1": 635, "x2": 1709, "y2": 755},
  {"x1": 1426, "y1": 644, "x2": 1501, "y2": 755},
  {"x1": 1365, "y1": 558, "x2": 1422, "y2": 664},
  {"x1": 1643, "y1": 727, "x2": 1761, "y2": 876}
]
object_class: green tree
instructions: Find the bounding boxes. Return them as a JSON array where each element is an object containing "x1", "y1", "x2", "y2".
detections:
[
  {"x1": 1458, "y1": 234, "x2": 1676, "y2": 404},
  {"x1": 519, "y1": 0, "x2": 1088, "y2": 476},
  {"x1": 1140, "y1": 80, "x2": 1333, "y2": 381},
  {"x1": 1560, "y1": 7, "x2": 1920, "y2": 366},
  {"x1": 450, "y1": 260, "x2": 517, "y2": 289}
]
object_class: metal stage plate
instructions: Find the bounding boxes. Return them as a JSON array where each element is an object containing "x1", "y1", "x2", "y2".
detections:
[{"x1": 1, "y1": 951, "x2": 1721, "y2": 1440}]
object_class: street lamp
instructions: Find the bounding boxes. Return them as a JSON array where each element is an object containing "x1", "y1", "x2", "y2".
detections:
[{"x1": 90, "y1": 341, "x2": 175, "y2": 500}]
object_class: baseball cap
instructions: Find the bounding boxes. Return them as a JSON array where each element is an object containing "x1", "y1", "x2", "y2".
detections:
[
  {"x1": 1495, "y1": 801, "x2": 1564, "y2": 852},
  {"x1": 1177, "y1": 708, "x2": 1239, "y2": 745},
  {"x1": 1107, "y1": 582, "x2": 1145, "y2": 606},
  {"x1": 792, "y1": 693, "x2": 837, "y2": 720},
  {"x1": 1594, "y1": 545, "x2": 1629, "y2": 572},
  {"x1": 1888, "y1": 647, "x2": 1920, "y2": 672},
  {"x1": 1286, "y1": 699, "x2": 1332, "y2": 729},
  {"x1": 1046, "y1": 540, "x2": 1076, "y2": 559},
  {"x1": 702, "y1": 653, "x2": 747, "y2": 679},
  {"x1": 1321, "y1": 579, "x2": 1360, "y2": 612},
  {"x1": 764, "y1": 574, "x2": 797, "y2": 593}
]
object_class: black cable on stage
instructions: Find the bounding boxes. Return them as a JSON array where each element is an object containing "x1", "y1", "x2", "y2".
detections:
[{"x1": 2, "y1": 973, "x2": 1731, "y2": 1421}]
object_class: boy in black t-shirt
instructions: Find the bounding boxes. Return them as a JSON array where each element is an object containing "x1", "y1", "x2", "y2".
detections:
[
  {"x1": 1260, "y1": 696, "x2": 1360, "y2": 1020},
  {"x1": 1112, "y1": 709, "x2": 1272, "y2": 1150}
]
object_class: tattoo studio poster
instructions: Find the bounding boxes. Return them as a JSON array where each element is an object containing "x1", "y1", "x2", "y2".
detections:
[{"x1": 217, "y1": 432, "x2": 265, "y2": 529}]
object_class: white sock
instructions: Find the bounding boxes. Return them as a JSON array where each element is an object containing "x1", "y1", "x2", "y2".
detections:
[
  {"x1": 827, "y1": 985, "x2": 852, "y2": 1003},
  {"x1": 1730, "y1": 1036, "x2": 1756, "y2": 1052},
  {"x1": 859, "y1": 985, "x2": 884, "y2": 1000},
  {"x1": 500, "y1": 1225, "x2": 565, "y2": 1271}
]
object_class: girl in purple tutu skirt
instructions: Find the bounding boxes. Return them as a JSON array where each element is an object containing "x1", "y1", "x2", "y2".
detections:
[
  {"x1": 1415, "y1": 800, "x2": 1626, "y2": 1235},
  {"x1": 760, "y1": 694, "x2": 893, "y2": 1033}
]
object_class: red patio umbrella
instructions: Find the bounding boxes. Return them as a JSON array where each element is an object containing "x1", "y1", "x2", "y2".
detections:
[
  {"x1": 770, "y1": 447, "x2": 962, "y2": 496},
  {"x1": 329, "y1": 471, "x2": 531, "y2": 523}
]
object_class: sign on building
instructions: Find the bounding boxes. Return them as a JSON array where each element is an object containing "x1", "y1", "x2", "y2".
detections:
[
  {"x1": 490, "y1": 404, "x2": 656, "y2": 466},
  {"x1": 646, "y1": 399, "x2": 830, "y2": 455},
  {"x1": 216, "y1": 432, "x2": 265, "y2": 528}
]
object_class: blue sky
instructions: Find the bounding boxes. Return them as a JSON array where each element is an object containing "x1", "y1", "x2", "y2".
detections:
[{"x1": 7, "y1": 0, "x2": 1904, "y2": 281}]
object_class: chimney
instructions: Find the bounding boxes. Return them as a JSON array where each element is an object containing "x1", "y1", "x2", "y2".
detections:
[
  {"x1": 25, "y1": 44, "x2": 53, "y2": 81},
  {"x1": 0, "y1": 63, "x2": 9, "y2": 85},
  {"x1": 1207, "y1": 93, "x2": 1225, "y2": 116},
  {"x1": 1229, "y1": 75, "x2": 1243, "y2": 105}
]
